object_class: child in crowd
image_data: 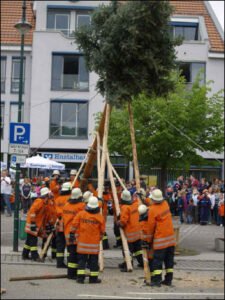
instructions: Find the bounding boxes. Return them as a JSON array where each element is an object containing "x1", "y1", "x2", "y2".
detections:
[
  {"x1": 177, "y1": 191, "x2": 184, "y2": 224},
  {"x1": 186, "y1": 198, "x2": 194, "y2": 224},
  {"x1": 192, "y1": 188, "x2": 199, "y2": 224}
]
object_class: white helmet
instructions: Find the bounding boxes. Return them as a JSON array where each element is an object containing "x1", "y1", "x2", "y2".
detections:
[
  {"x1": 140, "y1": 188, "x2": 146, "y2": 197},
  {"x1": 87, "y1": 196, "x2": 99, "y2": 209},
  {"x1": 52, "y1": 170, "x2": 60, "y2": 176},
  {"x1": 83, "y1": 191, "x2": 93, "y2": 203},
  {"x1": 151, "y1": 189, "x2": 163, "y2": 203},
  {"x1": 71, "y1": 188, "x2": 82, "y2": 199},
  {"x1": 121, "y1": 190, "x2": 131, "y2": 202},
  {"x1": 40, "y1": 187, "x2": 50, "y2": 197},
  {"x1": 61, "y1": 182, "x2": 72, "y2": 191},
  {"x1": 70, "y1": 169, "x2": 77, "y2": 176},
  {"x1": 138, "y1": 204, "x2": 148, "y2": 215}
]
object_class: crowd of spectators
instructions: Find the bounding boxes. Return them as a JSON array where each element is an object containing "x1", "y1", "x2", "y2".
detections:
[{"x1": 1, "y1": 170, "x2": 224, "y2": 227}]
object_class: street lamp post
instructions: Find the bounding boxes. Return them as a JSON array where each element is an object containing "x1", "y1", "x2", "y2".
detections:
[{"x1": 13, "y1": 0, "x2": 32, "y2": 252}]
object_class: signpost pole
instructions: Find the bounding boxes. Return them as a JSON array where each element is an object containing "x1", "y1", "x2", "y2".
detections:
[{"x1": 13, "y1": 0, "x2": 27, "y2": 252}]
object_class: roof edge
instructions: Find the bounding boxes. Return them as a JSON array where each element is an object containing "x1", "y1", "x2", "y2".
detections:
[{"x1": 204, "y1": 1, "x2": 224, "y2": 42}]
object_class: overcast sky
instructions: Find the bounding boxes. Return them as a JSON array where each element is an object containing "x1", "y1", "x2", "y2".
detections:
[{"x1": 209, "y1": 1, "x2": 224, "y2": 30}]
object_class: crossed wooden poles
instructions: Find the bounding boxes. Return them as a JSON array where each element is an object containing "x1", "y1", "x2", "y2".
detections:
[{"x1": 41, "y1": 102, "x2": 151, "y2": 283}]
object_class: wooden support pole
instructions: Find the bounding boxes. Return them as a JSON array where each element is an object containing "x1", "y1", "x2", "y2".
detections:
[
  {"x1": 97, "y1": 103, "x2": 111, "y2": 272},
  {"x1": 106, "y1": 151, "x2": 133, "y2": 272},
  {"x1": 9, "y1": 274, "x2": 90, "y2": 281},
  {"x1": 72, "y1": 147, "x2": 91, "y2": 187},
  {"x1": 127, "y1": 101, "x2": 150, "y2": 284}
]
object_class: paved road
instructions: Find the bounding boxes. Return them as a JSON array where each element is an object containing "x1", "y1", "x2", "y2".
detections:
[{"x1": 1, "y1": 212, "x2": 224, "y2": 299}]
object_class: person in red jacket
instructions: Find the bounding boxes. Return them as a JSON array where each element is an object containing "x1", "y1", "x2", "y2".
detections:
[
  {"x1": 118, "y1": 190, "x2": 143, "y2": 272},
  {"x1": 22, "y1": 187, "x2": 53, "y2": 261},
  {"x1": 70, "y1": 196, "x2": 105, "y2": 284},
  {"x1": 63, "y1": 188, "x2": 86, "y2": 279},
  {"x1": 147, "y1": 189, "x2": 176, "y2": 287}
]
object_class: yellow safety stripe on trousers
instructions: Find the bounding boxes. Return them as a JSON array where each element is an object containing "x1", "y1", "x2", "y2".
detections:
[
  {"x1": 165, "y1": 268, "x2": 174, "y2": 273},
  {"x1": 30, "y1": 247, "x2": 38, "y2": 251},
  {"x1": 153, "y1": 270, "x2": 162, "y2": 275},
  {"x1": 77, "y1": 270, "x2": 85, "y2": 275},
  {"x1": 116, "y1": 236, "x2": 121, "y2": 240},
  {"x1": 51, "y1": 249, "x2": 57, "y2": 252},
  {"x1": 90, "y1": 272, "x2": 99, "y2": 276},
  {"x1": 102, "y1": 235, "x2": 108, "y2": 240},
  {"x1": 150, "y1": 272, "x2": 155, "y2": 276},
  {"x1": 56, "y1": 253, "x2": 64, "y2": 257},
  {"x1": 67, "y1": 253, "x2": 70, "y2": 256},
  {"x1": 134, "y1": 250, "x2": 143, "y2": 256},
  {"x1": 24, "y1": 244, "x2": 30, "y2": 250},
  {"x1": 68, "y1": 263, "x2": 77, "y2": 268}
]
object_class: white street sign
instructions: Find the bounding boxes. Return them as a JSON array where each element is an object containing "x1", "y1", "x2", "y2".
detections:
[
  {"x1": 11, "y1": 155, "x2": 27, "y2": 164},
  {"x1": 9, "y1": 143, "x2": 29, "y2": 155}
]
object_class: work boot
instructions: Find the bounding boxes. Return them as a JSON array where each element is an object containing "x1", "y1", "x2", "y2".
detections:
[
  {"x1": 57, "y1": 262, "x2": 67, "y2": 268},
  {"x1": 22, "y1": 255, "x2": 31, "y2": 260},
  {"x1": 89, "y1": 277, "x2": 101, "y2": 284},
  {"x1": 146, "y1": 281, "x2": 161, "y2": 287},
  {"x1": 32, "y1": 257, "x2": 42, "y2": 262},
  {"x1": 161, "y1": 280, "x2": 172, "y2": 286},
  {"x1": 118, "y1": 262, "x2": 126, "y2": 269},
  {"x1": 76, "y1": 277, "x2": 85, "y2": 284}
]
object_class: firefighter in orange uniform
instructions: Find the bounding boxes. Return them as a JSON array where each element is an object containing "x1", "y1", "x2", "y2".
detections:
[
  {"x1": 55, "y1": 182, "x2": 72, "y2": 268},
  {"x1": 112, "y1": 182, "x2": 122, "y2": 248},
  {"x1": 50, "y1": 170, "x2": 61, "y2": 200},
  {"x1": 70, "y1": 169, "x2": 80, "y2": 188},
  {"x1": 22, "y1": 187, "x2": 53, "y2": 261},
  {"x1": 63, "y1": 188, "x2": 86, "y2": 279},
  {"x1": 41, "y1": 192, "x2": 57, "y2": 259},
  {"x1": 117, "y1": 190, "x2": 143, "y2": 271},
  {"x1": 138, "y1": 204, "x2": 154, "y2": 281},
  {"x1": 70, "y1": 196, "x2": 105, "y2": 284},
  {"x1": 146, "y1": 189, "x2": 176, "y2": 287}
]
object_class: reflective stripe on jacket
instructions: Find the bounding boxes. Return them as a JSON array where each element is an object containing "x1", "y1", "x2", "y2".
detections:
[
  {"x1": 71, "y1": 210, "x2": 105, "y2": 255},
  {"x1": 63, "y1": 201, "x2": 86, "y2": 245},
  {"x1": 147, "y1": 200, "x2": 175, "y2": 250},
  {"x1": 120, "y1": 201, "x2": 141, "y2": 243}
]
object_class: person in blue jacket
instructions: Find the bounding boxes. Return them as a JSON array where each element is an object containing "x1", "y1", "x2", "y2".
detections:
[{"x1": 198, "y1": 189, "x2": 211, "y2": 225}]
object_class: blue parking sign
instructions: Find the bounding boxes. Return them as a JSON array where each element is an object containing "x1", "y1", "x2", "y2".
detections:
[{"x1": 10, "y1": 123, "x2": 30, "y2": 145}]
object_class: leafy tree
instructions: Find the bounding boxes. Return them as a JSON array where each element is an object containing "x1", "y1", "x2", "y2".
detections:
[
  {"x1": 75, "y1": 0, "x2": 182, "y2": 105},
  {"x1": 95, "y1": 73, "x2": 224, "y2": 191}
]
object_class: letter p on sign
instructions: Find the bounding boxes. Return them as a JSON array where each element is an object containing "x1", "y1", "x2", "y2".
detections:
[{"x1": 14, "y1": 125, "x2": 25, "y2": 141}]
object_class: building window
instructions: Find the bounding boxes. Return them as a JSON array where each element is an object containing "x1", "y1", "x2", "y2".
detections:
[
  {"x1": 0, "y1": 103, "x2": 4, "y2": 139},
  {"x1": 178, "y1": 62, "x2": 205, "y2": 86},
  {"x1": 47, "y1": 10, "x2": 70, "y2": 36},
  {"x1": 1, "y1": 57, "x2": 6, "y2": 93},
  {"x1": 11, "y1": 58, "x2": 25, "y2": 93},
  {"x1": 51, "y1": 54, "x2": 89, "y2": 91},
  {"x1": 169, "y1": 22, "x2": 199, "y2": 41},
  {"x1": 50, "y1": 101, "x2": 88, "y2": 139},
  {"x1": 10, "y1": 103, "x2": 24, "y2": 123},
  {"x1": 76, "y1": 14, "x2": 90, "y2": 29}
]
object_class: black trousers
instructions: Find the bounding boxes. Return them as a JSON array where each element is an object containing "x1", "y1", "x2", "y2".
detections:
[
  {"x1": 67, "y1": 244, "x2": 78, "y2": 279},
  {"x1": 41, "y1": 235, "x2": 57, "y2": 258},
  {"x1": 56, "y1": 231, "x2": 66, "y2": 267},
  {"x1": 22, "y1": 233, "x2": 39, "y2": 260},
  {"x1": 22, "y1": 197, "x2": 31, "y2": 214},
  {"x1": 77, "y1": 253, "x2": 99, "y2": 283},
  {"x1": 152, "y1": 246, "x2": 174, "y2": 283},
  {"x1": 122, "y1": 239, "x2": 143, "y2": 267},
  {"x1": 114, "y1": 222, "x2": 122, "y2": 246},
  {"x1": 102, "y1": 232, "x2": 109, "y2": 249}
]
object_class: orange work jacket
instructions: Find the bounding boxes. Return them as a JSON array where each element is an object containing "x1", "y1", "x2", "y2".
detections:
[
  {"x1": 219, "y1": 203, "x2": 224, "y2": 217},
  {"x1": 139, "y1": 216, "x2": 154, "y2": 259},
  {"x1": 55, "y1": 193, "x2": 71, "y2": 232},
  {"x1": 120, "y1": 201, "x2": 141, "y2": 243},
  {"x1": 63, "y1": 199, "x2": 86, "y2": 245},
  {"x1": 147, "y1": 200, "x2": 175, "y2": 250},
  {"x1": 70, "y1": 180, "x2": 79, "y2": 188},
  {"x1": 50, "y1": 179, "x2": 60, "y2": 200},
  {"x1": 71, "y1": 209, "x2": 105, "y2": 255},
  {"x1": 25, "y1": 198, "x2": 52, "y2": 237}
]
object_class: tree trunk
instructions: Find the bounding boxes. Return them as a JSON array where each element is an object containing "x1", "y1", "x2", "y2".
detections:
[
  {"x1": 97, "y1": 103, "x2": 111, "y2": 272},
  {"x1": 80, "y1": 104, "x2": 112, "y2": 193},
  {"x1": 127, "y1": 101, "x2": 150, "y2": 284}
]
